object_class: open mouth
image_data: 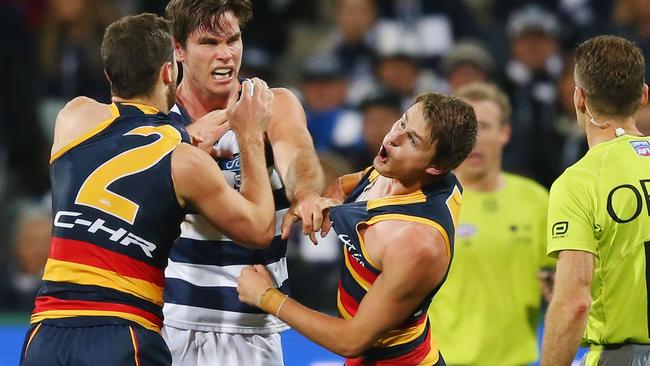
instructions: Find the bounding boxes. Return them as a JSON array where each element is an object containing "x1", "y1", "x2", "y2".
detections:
[
  {"x1": 377, "y1": 144, "x2": 389, "y2": 163},
  {"x1": 212, "y1": 68, "x2": 233, "y2": 81}
]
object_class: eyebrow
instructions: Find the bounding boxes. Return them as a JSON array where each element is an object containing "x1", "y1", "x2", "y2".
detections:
[
  {"x1": 197, "y1": 31, "x2": 241, "y2": 43},
  {"x1": 402, "y1": 112, "x2": 424, "y2": 144},
  {"x1": 226, "y1": 32, "x2": 242, "y2": 43}
]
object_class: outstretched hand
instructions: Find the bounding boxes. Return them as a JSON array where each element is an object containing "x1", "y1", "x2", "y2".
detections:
[{"x1": 281, "y1": 195, "x2": 341, "y2": 244}]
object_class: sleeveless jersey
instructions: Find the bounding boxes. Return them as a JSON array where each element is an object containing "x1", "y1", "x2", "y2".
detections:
[
  {"x1": 331, "y1": 168, "x2": 462, "y2": 365},
  {"x1": 32, "y1": 102, "x2": 189, "y2": 333},
  {"x1": 163, "y1": 103, "x2": 291, "y2": 333}
]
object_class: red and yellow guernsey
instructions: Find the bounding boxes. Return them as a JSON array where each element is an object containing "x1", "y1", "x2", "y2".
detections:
[
  {"x1": 31, "y1": 102, "x2": 189, "y2": 333},
  {"x1": 330, "y1": 168, "x2": 461, "y2": 365}
]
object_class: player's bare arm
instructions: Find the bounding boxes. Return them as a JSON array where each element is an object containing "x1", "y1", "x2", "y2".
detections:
[
  {"x1": 237, "y1": 220, "x2": 449, "y2": 357},
  {"x1": 281, "y1": 169, "x2": 367, "y2": 243},
  {"x1": 541, "y1": 250, "x2": 594, "y2": 366},
  {"x1": 172, "y1": 79, "x2": 276, "y2": 248},
  {"x1": 267, "y1": 88, "x2": 327, "y2": 239}
]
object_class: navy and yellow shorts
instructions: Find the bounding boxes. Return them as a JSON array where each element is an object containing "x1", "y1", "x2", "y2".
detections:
[{"x1": 20, "y1": 322, "x2": 171, "y2": 366}]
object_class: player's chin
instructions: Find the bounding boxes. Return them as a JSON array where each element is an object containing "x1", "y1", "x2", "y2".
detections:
[{"x1": 372, "y1": 159, "x2": 394, "y2": 177}]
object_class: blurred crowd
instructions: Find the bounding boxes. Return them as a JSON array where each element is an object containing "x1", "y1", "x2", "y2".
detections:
[{"x1": 1, "y1": 0, "x2": 650, "y2": 313}]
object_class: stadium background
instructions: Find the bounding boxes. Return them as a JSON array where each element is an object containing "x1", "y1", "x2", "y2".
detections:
[{"x1": 1, "y1": 0, "x2": 646, "y2": 364}]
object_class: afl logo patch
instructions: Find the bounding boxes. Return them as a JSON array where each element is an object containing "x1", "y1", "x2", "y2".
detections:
[
  {"x1": 630, "y1": 140, "x2": 650, "y2": 157},
  {"x1": 552, "y1": 221, "x2": 568, "y2": 238}
]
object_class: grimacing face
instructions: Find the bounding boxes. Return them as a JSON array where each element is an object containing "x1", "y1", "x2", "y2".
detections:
[
  {"x1": 455, "y1": 99, "x2": 509, "y2": 180},
  {"x1": 373, "y1": 102, "x2": 438, "y2": 182},
  {"x1": 175, "y1": 11, "x2": 243, "y2": 98}
]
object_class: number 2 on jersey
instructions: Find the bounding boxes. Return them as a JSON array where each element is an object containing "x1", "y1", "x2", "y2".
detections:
[{"x1": 75, "y1": 125, "x2": 181, "y2": 224}]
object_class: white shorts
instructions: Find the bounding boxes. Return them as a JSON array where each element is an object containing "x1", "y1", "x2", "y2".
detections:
[{"x1": 162, "y1": 325, "x2": 285, "y2": 366}]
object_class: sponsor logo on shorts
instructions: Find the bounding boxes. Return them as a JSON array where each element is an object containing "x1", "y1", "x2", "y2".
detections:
[
  {"x1": 552, "y1": 221, "x2": 568, "y2": 238},
  {"x1": 630, "y1": 140, "x2": 650, "y2": 157}
]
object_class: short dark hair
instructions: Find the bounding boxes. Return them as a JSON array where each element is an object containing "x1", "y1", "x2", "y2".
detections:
[
  {"x1": 101, "y1": 13, "x2": 173, "y2": 99},
  {"x1": 166, "y1": 0, "x2": 253, "y2": 47},
  {"x1": 575, "y1": 35, "x2": 645, "y2": 117},
  {"x1": 415, "y1": 93, "x2": 477, "y2": 173}
]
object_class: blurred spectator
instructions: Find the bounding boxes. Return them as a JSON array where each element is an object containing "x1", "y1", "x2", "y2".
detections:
[
  {"x1": 375, "y1": 0, "x2": 480, "y2": 65},
  {"x1": 551, "y1": 55, "x2": 588, "y2": 173},
  {"x1": 373, "y1": 51, "x2": 442, "y2": 110},
  {"x1": 311, "y1": 0, "x2": 380, "y2": 104},
  {"x1": 613, "y1": 0, "x2": 650, "y2": 81},
  {"x1": 501, "y1": 4, "x2": 564, "y2": 187},
  {"x1": 331, "y1": 0, "x2": 378, "y2": 80},
  {"x1": 352, "y1": 90, "x2": 403, "y2": 170},
  {"x1": 440, "y1": 39, "x2": 495, "y2": 92},
  {"x1": 0, "y1": 3, "x2": 49, "y2": 198},
  {"x1": 492, "y1": 0, "x2": 614, "y2": 45},
  {"x1": 39, "y1": 0, "x2": 117, "y2": 102},
  {"x1": 299, "y1": 54, "x2": 365, "y2": 154},
  {"x1": 0, "y1": 201, "x2": 51, "y2": 312}
]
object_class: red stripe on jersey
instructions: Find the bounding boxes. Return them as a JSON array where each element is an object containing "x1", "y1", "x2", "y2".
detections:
[
  {"x1": 338, "y1": 282, "x2": 360, "y2": 317},
  {"x1": 345, "y1": 248, "x2": 378, "y2": 286},
  {"x1": 49, "y1": 237, "x2": 163, "y2": 286},
  {"x1": 33, "y1": 296, "x2": 162, "y2": 328},
  {"x1": 345, "y1": 329, "x2": 434, "y2": 366}
]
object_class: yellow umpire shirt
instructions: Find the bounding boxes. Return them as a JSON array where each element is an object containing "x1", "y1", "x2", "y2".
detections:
[
  {"x1": 547, "y1": 135, "x2": 650, "y2": 365},
  {"x1": 428, "y1": 173, "x2": 553, "y2": 366}
]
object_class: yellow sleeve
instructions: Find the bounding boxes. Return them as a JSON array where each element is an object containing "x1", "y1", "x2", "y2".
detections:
[
  {"x1": 537, "y1": 188, "x2": 556, "y2": 269},
  {"x1": 547, "y1": 170, "x2": 598, "y2": 258}
]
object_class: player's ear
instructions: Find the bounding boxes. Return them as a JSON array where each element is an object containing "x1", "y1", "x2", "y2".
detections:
[
  {"x1": 425, "y1": 165, "x2": 443, "y2": 176},
  {"x1": 173, "y1": 39, "x2": 186, "y2": 62},
  {"x1": 640, "y1": 83, "x2": 649, "y2": 107},
  {"x1": 574, "y1": 86, "x2": 587, "y2": 114},
  {"x1": 162, "y1": 62, "x2": 174, "y2": 85},
  {"x1": 500, "y1": 121, "x2": 511, "y2": 145}
]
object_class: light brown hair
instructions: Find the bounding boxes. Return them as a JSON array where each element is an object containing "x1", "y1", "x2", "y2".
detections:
[
  {"x1": 415, "y1": 93, "x2": 477, "y2": 172},
  {"x1": 455, "y1": 82, "x2": 512, "y2": 125},
  {"x1": 101, "y1": 13, "x2": 173, "y2": 99},
  {"x1": 575, "y1": 35, "x2": 645, "y2": 117}
]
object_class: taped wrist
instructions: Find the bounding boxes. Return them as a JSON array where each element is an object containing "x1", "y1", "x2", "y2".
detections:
[{"x1": 259, "y1": 287, "x2": 289, "y2": 317}]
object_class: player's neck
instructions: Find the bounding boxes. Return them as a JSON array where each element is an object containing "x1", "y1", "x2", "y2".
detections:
[
  {"x1": 456, "y1": 168, "x2": 503, "y2": 192},
  {"x1": 111, "y1": 95, "x2": 165, "y2": 113},
  {"x1": 371, "y1": 174, "x2": 431, "y2": 198},
  {"x1": 584, "y1": 115, "x2": 642, "y2": 148},
  {"x1": 177, "y1": 80, "x2": 230, "y2": 122}
]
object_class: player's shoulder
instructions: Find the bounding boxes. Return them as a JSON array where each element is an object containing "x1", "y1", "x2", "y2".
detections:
[
  {"x1": 548, "y1": 163, "x2": 598, "y2": 205},
  {"x1": 53, "y1": 97, "x2": 114, "y2": 146},
  {"x1": 58, "y1": 96, "x2": 110, "y2": 122},
  {"x1": 268, "y1": 87, "x2": 307, "y2": 130},
  {"x1": 375, "y1": 219, "x2": 445, "y2": 258},
  {"x1": 270, "y1": 87, "x2": 302, "y2": 110}
]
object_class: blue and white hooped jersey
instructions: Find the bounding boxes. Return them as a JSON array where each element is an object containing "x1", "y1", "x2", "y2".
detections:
[{"x1": 162, "y1": 104, "x2": 291, "y2": 333}]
